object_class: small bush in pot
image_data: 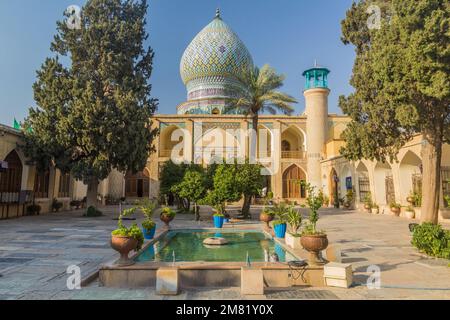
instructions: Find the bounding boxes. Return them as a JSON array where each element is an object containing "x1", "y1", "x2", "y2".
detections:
[
  {"x1": 137, "y1": 199, "x2": 158, "y2": 239},
  {"x1": 363, "y1": 192, "x2": 372, "y2": 211},
  {"x1": 371, "y1": 204, "x2": 379, "y2": 214},
  {"x1": 110, "y1": 207, "x2": 144, "y2": 266},
  {"x1": 299, "y1": 181, "x2": 328, "y2": 265},
  {"x1": 259, "y1": 207, "x2": 275, "y2": 228},
  {"x1": 213, "y1": 212, "x2": 225, "y2": 228},
  {"x1": 160, "y1": 206, "x2": 176, "y2": 228},
  {"x1": 26, "y1": 204, "x2": 41, "y2": 216},
  {"x1": 390, "y1": 202, "x2": 401, "y2": 216},
  {"x1": 52, "y1": 198, "x2": 63, "y2": 212},
  {"x1": 70, "y1": 200, "x2": 82, "y2": 210},
  {"x1": 272, "y1": 219, "x2": 287, "y2": 238}
]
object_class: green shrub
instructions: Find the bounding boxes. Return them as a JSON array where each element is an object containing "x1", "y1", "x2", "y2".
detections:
[
  {"x1": 412, "y1": 223, "x2": 450, "y2": 259},
  {"x1": 111, "y1": 223, "x2": 144, "y2": 251},
  {"x1": 142, "y1": 219, "x2": 156, "y2": 230},
  {"x1": 161, "y1": 207, "x2": 176, "y2": 217},
  {"x1": 272, "y1": 219, "x2": 286, "y2": 227},
  {"x1": 213, "y1": 213, "x2": 225, "y2": 217},
  {"x1": 85, "y1": 206, "x2": 103, "y2": 217}
]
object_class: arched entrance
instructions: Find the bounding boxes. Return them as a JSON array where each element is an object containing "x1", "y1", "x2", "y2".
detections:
[
  {"x1": 399, "y1": 151, "x2": 422, "y2": 204},
  {"x1": 0, "y1": 150, "x2": 23, "y2": 195},
  {"x1": 374, "y1": 162, "x2": 395, "y2": 205},
  {"x1": 282, "y1": 165, "x2": 306, "y2": 199},
  {"x1": 125, "y1": 169, "x2": 150, "y2": 198},
  {"x1": 329, "y1": 168, "x2": 338, "y2": 206},
  {"x1": 356, "y1": 162, "x2": 370, "y2": 203}
]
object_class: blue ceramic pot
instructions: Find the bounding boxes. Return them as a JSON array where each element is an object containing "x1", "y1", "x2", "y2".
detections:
[
  {"x1": 142, "y1": 226, "x2": 156, "y2": 240},
  {"x1": 213, "y1": 216, "x2": 224, "y2": 228},
  {"x1": 273, "y1": 223, "x2": 287, "y2": 238}
]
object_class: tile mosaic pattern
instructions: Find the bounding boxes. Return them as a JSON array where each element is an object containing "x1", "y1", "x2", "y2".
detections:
[{"x1": 180, "y1": 17, "x2": 253, "y2": 85}]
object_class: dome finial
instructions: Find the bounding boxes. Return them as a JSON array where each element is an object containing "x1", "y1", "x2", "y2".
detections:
[{"x1": 215, "y1": 8, "x2": 221, "y2": 19}]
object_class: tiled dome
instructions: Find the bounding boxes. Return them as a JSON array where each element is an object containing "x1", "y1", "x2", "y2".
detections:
[{"x1": 180, "y1": 9, "x2": 254, "y2": 102}]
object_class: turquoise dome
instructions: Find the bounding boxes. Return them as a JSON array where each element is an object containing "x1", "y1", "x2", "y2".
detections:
[{"x1": 179, "y1": 9, "x2": 254, "y2": 102}]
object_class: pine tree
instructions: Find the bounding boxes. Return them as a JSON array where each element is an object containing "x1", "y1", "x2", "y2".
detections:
[
  {"x1": 340, "y1": 0, "x2": 450, "y2": 223},
  {"x1": 23, "y1": 0, "x2": 158, "y2": 209}
]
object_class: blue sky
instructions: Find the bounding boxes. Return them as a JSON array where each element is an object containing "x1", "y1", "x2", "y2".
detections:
[{"x1": 0, "y1": 0, "x2": 356, "y2": 126}]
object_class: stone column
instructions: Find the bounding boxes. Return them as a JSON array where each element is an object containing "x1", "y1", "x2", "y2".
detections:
[{"x1": 305, "y1": 88, "x2": 329, "y2": 190}]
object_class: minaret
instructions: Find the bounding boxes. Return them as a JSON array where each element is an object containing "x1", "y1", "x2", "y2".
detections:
[{"x1": 303, "y1": 65, "x2": 330, "y2": 190}]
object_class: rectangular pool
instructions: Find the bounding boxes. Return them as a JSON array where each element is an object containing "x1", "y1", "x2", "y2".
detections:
[{"x1": 136, "y1": 229, "x2": 295, "y2": 263}]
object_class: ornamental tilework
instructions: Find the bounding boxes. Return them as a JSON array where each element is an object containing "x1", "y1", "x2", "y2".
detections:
[{"x1": 179, "y1": 15, "x2": 254, "y2": 108}]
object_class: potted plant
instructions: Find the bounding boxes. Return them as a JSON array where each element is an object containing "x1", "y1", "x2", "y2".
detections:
[
  {"x1": 299, "y1": 181, "x2": 328, "y2": 265},
  {"x1": 70, "y1": 200, "x2": 82, "y2": 210},
  {"x1": 363, "y1": 192, "x2": 372, "y2": 212},
  {"x1": 322, "y1": 195, "x2": 330, "y2": 208},
  {"x1": 160, "y1": 206, "x2": 176, "y2": 228},
  {"x1": 52, "y1": 198, "x2": 64, "y2": 212},
  {"x1": 406, "y1": 191, "x2": 415, "y2": 205},
  {"x1": 343, "y1": 190, "x2": 353, "y2": 209},
  {"x1": 272, "y1": 218, "x2": 287, "y2": 239},
  {"x1": 213, "y1": 212, "x2": 225, "y2": 228},
  {"x1": 405, "y1": 205, "x2": 415, "y2": 219},
  {"x1": 285, "y1": 205, "x2": 302, "y2": 248},
  {"x1": 390, "y1": 202, "x2": 401, "y2": 216},
  {"x1": 412, "y1": 192, "x2": 422, "y2": 207},
  {"x1": 26, "y1": 204, "x2": 41, "y2": 216},
  {"x1": 110, "y1": 207, "x2": 144, "y2": 266},
  {"x1": 259, "y1": 207, "x2": 275, "y2": 228},
  {"x1": 371, "y1": 204, "x2": 379, "y2": 214},
  {"x1": 138, "y1": 199, "x2": 157, "y2": 239}
]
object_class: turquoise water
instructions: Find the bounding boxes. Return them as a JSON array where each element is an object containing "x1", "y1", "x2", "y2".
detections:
[{"x1": 136, "y1": 230, "x2": 294, "y2": 262}]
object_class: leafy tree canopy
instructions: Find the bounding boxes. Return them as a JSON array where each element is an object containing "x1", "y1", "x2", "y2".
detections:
[{"x1": 23, "y1": 0, "x2": 158, "y2": 205}]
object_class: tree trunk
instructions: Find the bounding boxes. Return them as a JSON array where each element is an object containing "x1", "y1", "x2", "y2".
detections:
[
  {"x1": 194, "y1": 203, "x2": 200, "y2": 221},
  {"x1": 86, "y1": 179, "x2": 99, "y2": 209},
  {"x1": 249, "y1": 114, "x2": 259, "y2": 161},
  {"x1": 421, "y1": 134, "x2": 442, "y2": 224},
  {"x1": 242, "y1": 194, "x2": 252, "y2": 219}
]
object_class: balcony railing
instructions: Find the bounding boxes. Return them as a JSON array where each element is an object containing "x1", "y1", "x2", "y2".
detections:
[{"x1": 281, "y1": 151, "x2": 305, "y2": 159}]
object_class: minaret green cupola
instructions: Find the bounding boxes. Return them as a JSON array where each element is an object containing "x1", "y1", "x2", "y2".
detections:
[{"x1": 302, "y1": 66, "x2": 330, "y2": 90}]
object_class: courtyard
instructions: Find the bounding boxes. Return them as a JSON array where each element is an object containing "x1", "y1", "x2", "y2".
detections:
[{"x1": 0, "y1": 207, "x2": 448, "y2": 300}]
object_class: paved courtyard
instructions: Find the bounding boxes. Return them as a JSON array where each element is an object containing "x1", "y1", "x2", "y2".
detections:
[{"x1": 0, "y1": 206, "x2": 449, "y2": 300}]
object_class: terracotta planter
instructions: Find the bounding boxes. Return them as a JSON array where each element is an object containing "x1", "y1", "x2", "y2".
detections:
[
  {"x1": 110, "y1": 235, "x2": 138, "y2": 266},
  {"x1": 405, "y1": 210, "x2": 415, "y2": 219},
  {"x1": 364, "y1": 204, "x2": 371, "y2": 211},
  {"x1": 406, "y1": 196, "x2": 414, "y2": 204},
  {"x1": 391, "y1": 207, "x2": 401, "y2": 216},
  {"x1": 160, "y1": 214, "x2": 174, "y2": 227},
  {"x1": 371, "y1": 207, "x2": 379, "y2": 214},
  {"x1": 259, "y1": 212, "x2": 274, "y2": 228},
  {"x1": 300, "y1": 234, "x2": 329, "y2": 265}
]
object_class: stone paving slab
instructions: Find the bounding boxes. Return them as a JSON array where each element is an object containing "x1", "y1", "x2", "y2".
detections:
[{"x1": 0, "y1": 206, "x2": 449, "y2": 300}]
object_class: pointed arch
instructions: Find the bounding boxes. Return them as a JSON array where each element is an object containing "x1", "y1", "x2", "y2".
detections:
[
  {"x1": 0, "y1": 150, "x2": 23, "y2": 193},
  {"x1": 282, "y1": 164, "x2": 307, "y2": 199},
  {"x1": 125, "y1": 169, "x2": 150, "y2": 198},
  {"x1": 399, "y1": 150, "x2": 422, "y2": 203},
  {"x1": 329, "y1": 168, "x2": 338, "y2": 205}
]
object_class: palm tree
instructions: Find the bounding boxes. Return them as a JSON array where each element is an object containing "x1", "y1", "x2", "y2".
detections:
[{"x1": 226, "y1": 64, "x2": 297, "y2": 136}]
